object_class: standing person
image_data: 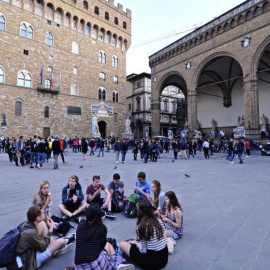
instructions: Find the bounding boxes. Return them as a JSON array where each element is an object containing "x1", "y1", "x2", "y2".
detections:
[
  {"x1": 114, "y1": 138, "x2": 121, "y2": 164},
  {"x1": 97, "y1": 138, "x2": 105, "y2": 157},
  {"x1": 60, "y1": 138, "x2": 68, "y2": 165},
  {"x1": 147, "y1": 180, "x2": 166, "y2": 215},
  {"x1": 172, "y1": 140, "x2": 179, "y2": 160},
  {"x1": 65, "y1": 203, "x2": 132, "y2": 270},
  {"x1": 86, "y1": 175, "x2": 115, "y2": 219},
  {"x1": 37, "y1": 139, "x2": 46, "y2": 169},
  {"x1": 52, "y1": 136, "x2": 61, "y2": 169},
  {"x1": 245, "y1": 139, "x2": 251, "y2": 157},
  {"x1": 133, "y1": 140, "x2": 138, "y2": 161},
  {"x1": 120, "y1": 139, "x2": 128, "y2": 164},
  {"x1": 134, "y1": 172, "x2": 151, "y2": 200},
  {"x1": 142, "y1": 140, "x2": 149, "y2": 163},
  {"x1": 203, "y1": 139, "x2": 210, "y2": 159},
  {"x1": 162, "y1": 191, "x2": 184, "y2": 241},
  {"x1": 6, "y1": 138, "x2": 15, "y2": 163},
  {"x1": 89, "y1": 138, "x2": 95, "y2": 156},
  {"x1": 81, "y1": 137, "x2": 88, "y2": 161},
  {"x1": 237, "y1": 139, "x2": 245, "y2": 164},
  {"x1": 228, "y1": 138, "x2": 234, "y2": 164},
  {"x1": 120, "y1": 200, "x2": 168, "y2": 270},
  {"x1": 58, "y1": 175, "x2": 86, "y2": 223},
  {"x1": 8, "y1": 204, "x2": 75, "y2": 270},
  {"x1": 30, "y1": 136, "x2": 38, "y2": 168}
]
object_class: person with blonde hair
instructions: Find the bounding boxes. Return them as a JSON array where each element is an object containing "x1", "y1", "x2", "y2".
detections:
[{"x1": 147, "y1": 180, "x2": 166, "y2": 215}]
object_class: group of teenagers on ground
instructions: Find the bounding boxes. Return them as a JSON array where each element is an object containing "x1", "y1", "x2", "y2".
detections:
[{"x1": 1, "y1": 172, "x2": 183, "y2": 270}]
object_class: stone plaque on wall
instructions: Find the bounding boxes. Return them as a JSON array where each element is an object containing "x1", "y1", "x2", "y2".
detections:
[{"x1": 67, "y1": 106, "x2": 81, "y2": 115}]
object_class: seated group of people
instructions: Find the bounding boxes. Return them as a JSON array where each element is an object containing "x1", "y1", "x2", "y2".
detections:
[{"x1": 10, "y1": 172, "x2": 183, "y2": 270}]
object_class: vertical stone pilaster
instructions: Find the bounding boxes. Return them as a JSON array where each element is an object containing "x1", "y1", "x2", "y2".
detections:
[
  {"x1": 151, "y1": 99, "x2": 160, "y2": 137},
  {"x1": 187, "y1": 89, "x2": 197, "y2": 138},
  {"x1": 243, "y1": 74, "x2": 260, "y2": 139}
]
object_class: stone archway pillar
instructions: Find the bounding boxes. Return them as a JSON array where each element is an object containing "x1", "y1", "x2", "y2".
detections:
[
  {"x1": 243, "y1": 74, "x2": 260, "y2": 139},
  {"x1": 151, "y1": 99, "x2": 160, "y2": 137},
  {"x1": 187, "y1": 89, "x2": 198, "y2": 138}
]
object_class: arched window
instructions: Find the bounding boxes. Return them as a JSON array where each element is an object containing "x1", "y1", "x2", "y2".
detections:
[
  {"x1": 70, "y1": 84, "x2": 79, "y2": 95},
  {"x1": 17, "y1": 70, "x2": 32, "y2": 88},
  {"x1": 98, "y1": 51, "x2": 106, "y2": 64},
  {"x1": 15, "y1": 101, "x2": 22, "y2": 116},
  {"x1": 113, "y1": 91, "x2": 119, "y2": 102},
  {"x1": 114, "y1": 17, "x2": 118, "y2": 25},
  {"x1": 0, "y1": 67, "x2": 4, "y2": 83},
  {"x1": 20, "y1": 22, "x2": 33, "y2": 40},
  {"x1": 83, "y1": 1, "x2": 88, "y2": 10},
  {"x1": 94, "y1": 6, "x2": 99, "y2": 15},
  {"x1": 98, "y1": 88, "x2": 106, "y2": 100},
  {"x1": 123, "y1": 21, "x2": 127, "y2": 29},
  {"x1": 0, "y1": 14, "x2": 6, "y2": 31},
  {"x1": 113, "y1": 76, "x2": 118, "y2": 84},
  {"x1": 105, "y1": 12, "x2": 109, "y2": 20},
  {"x1": 72, "y1": 41, "x2": 79, "y2": 54},
  {"x1": 99, "y1": 72, "x2": 106, "y2": 81},
  {"x1": 112, "y1": 56, "x2": 119, "y2": 68},
  {"x1": 73, "y1": 66, "x2": 78, "y2": 74},
  {"x1": 45, "y1": 32, "x2": 53, "y2": 46},
  {"x1": 44, "y1": 79, "x2": 51, "y2": 88}
]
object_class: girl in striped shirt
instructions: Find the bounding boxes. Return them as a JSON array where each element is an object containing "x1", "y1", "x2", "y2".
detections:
[{"x1": 120, "y1": 200, "x2": 168, "y2": 270}]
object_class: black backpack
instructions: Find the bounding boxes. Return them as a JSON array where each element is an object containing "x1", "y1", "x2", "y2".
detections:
[
  {"x1": 51, "y1": 215, "x2": 73, "y2": 236},
  {"x1": 0, "y1": 222, "x2": 30, "y2": 268},
  {"x1": 111, "y1": 190, "x2": 124, "y2": 213}
]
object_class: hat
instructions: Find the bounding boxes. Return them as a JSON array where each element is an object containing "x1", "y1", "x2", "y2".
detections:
[{"x1": 55, "y1": 135, "x2": 59, "y2": 139}]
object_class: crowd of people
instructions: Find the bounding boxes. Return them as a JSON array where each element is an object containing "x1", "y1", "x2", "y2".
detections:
[
  {"x1": 4, "y1": 171, "x2": 183, "y2": 270},
  {"x1": 0, "y1": 135, "x2": 259, "y2": 170}
]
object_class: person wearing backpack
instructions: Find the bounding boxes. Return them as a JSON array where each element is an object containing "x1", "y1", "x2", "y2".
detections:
[
  {"x1": 108, "y1": 173, "x2": 126, "y2": 213},
  {"x1": 5, "y1": 204, "x2": 75, "y2": 270},
  {"x1": 134, "y1": 172, "x2": 151, "y2": 200},
  {"x1": 237, "y1": 139, "x2": 245, "y2": 164}
]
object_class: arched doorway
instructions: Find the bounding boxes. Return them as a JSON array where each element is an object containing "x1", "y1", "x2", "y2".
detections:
[
  {"x1": 152, "y1": 72, "x2": 187, "y2": 137},
  {"x1": 98, "y1": 121, "x2": 106, "y2": 138},
  {"x1": 196, "y1": 55, "x2": 243, "y2": 137}
]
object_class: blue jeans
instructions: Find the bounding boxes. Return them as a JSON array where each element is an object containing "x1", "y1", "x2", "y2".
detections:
[
  {"x1": 121, "y1": 151, "x2": 126, "y2": 162},
  {"x1": 38, "y1": 153, "x2": 46, "y2": 167},
  {"x1": 238, "y1": 152, "x2": 243, "y2": 162},
  {"x1": 229, "y1": 150, "x2": 234, "y2": 162},
  {"x1": 143, "y1": 153, "x2": 148, "y2": 163},
  {"x1": 98, "y1": 148, "x2": 104, "y2": 157}
]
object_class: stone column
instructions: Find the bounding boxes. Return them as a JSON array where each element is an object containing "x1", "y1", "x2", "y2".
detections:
[
  {"x1": 243, "y1": 74, "x2": 260, "y2": 139},
  {"x1": 187, "y1": 89, "x2": 198, "y2": 138},
  {"x1": 151, "y1": 99, "x2": 160, "y2": 137}
]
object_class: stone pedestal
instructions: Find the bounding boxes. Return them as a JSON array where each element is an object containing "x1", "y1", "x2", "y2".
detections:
[
  {"x1": 261, "y1": 125, "x2": 266, "y2": 132},
  {"x1": 1, "y1": 124, "x2": 7, "y2": 140},
  {"x1": 122, "y1": 133, "x2": 134, "y2": 139}
]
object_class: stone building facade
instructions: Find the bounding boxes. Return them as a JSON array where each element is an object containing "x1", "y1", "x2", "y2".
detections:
[
  {"x1": 126, "y1": 72, "x2": 185, "y2": 138},
  {"x1": 0, "y1": 0, "x2": 131, "y2": 138},
  {"x1": 149, "y1": 0, "x2": 270, "y2": 139}
]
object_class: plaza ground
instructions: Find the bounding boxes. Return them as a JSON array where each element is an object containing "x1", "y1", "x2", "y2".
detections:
[{"x1": 0, "y1": 148, "x2": 270, "y2": 270}]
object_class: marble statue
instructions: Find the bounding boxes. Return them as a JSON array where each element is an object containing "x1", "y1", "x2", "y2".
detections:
[{"x1": 125, "y1": 118, "x2": 131, "y2": 134}]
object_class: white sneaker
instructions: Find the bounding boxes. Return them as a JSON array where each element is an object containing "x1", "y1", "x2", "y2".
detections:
[
  {"x1": 229, "y1": 161, "x2": 234, "y2": 164},
  {"x1": 116, "y1": 161, "x2": 118, "y2": 164},
  {"x1": 116, "y1": 263, "x2": 135, "y2": 270},
  {"x1": 54, "y1": 243, "x2": 74, "y2": 258}
]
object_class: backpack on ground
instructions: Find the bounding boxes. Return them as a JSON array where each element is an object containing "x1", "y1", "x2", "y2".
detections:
[
  {"x1": 124, "y1": 193, "x2": 140, "y2": 218},
  {"x1": 111, "y1": 190, "x2": 124, "y2": 213},
  {"x1": 0, "y1": 222, "x2": 30, "y2": 268}
]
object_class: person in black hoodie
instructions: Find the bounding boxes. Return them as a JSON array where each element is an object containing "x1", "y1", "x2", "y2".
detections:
[
  {"x1": 37, "y1": 138, "x2": 47, "y2": 169},
  {"x1": 58, "y1": 175, "x2": 86, "y2": 223},
  {"x1": 52, "y1": 136, "x2": 61, "y2": 169}
]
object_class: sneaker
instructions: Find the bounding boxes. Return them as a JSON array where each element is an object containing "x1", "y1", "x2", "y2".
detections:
[
  {"x1": 30, "y1": 166, "x2": 34, "y2": 169},
  {"x1": 37, "y1": 164, "x2": 40, "y2": 169},
  {"x1": 54, "y1": 243, "x2": 74, "y2": 258},
  {"x1": 167, "y1": 237, "x2": 176, "y2": 246},
  {"x1": 63, "y1": 161, "x2": 68, "y2": 165},
  {"x1": 229, "y1": 161, "x2": 234, "y2": 164},
  {"x1": 105, "y1": 211, "x2": 116, "y2": 219},
  {"x1": 64, "y1": 233, "x2": 76, "y2": 245},
  {"x1": 116, "y1": 263, "x2": 135, "y2": 270},
  {"x1": 116, "y1": 161, "x2": 118, "y2": 164}
]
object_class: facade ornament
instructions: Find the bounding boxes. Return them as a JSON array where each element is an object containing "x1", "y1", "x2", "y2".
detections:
[
  {"x1": 153, "y1": 76, "x2": 157, "y2": 82},
  {"x1": 186, "y1": 61, "x2": 191, "y2": 70},
  {"x1": 242, "y1": 37, "x2": 251, "y2": 48}
]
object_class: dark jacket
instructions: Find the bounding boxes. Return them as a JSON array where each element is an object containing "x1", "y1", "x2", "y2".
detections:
[
  {"x1": 62, "y1": 183, "x2": 84, "y2": 206},
  {"x1": 52, "y1": 140, "x2": 61, "y2": 155}
]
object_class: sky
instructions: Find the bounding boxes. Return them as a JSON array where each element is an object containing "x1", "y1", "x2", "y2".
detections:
[{"x1": 115, "y1": 0, "x2": 245, "y2": 75}]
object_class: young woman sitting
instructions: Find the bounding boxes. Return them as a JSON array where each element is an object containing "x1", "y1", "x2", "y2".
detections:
[
  {"x1": 32, "y1": 181, "x2": 57, "y2": 236},
  {"x1": 147, "y1": 180, "x2": 166, "y2": 215},
  {"x1": 120, "y1": 200, "x2": 168, "y2": 270}
]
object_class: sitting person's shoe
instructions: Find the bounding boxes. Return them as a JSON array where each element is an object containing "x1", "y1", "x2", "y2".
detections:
[
  {"x1": 117, "y1": 263, "x2": 135, "y2": 270},
  {"x1": 105, "y1": 211, "x2": 116, "y2": 219},
  {"x1": 71, "y1": 216, "x2": 80, "y2": 223},
  {"x1": 54, "y1": 243, "x2": 74, "y2": 258},
  {"x1": 64, "y1": 233, "x2": 76, "y2": 245}
]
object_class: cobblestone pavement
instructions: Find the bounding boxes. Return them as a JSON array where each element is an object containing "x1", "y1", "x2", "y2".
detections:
[{"x1": 0, "y1": 148, "x2": 269, "y2": 270}]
